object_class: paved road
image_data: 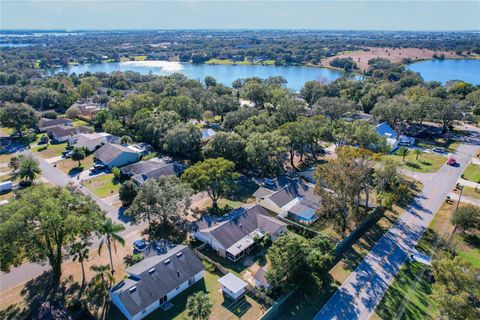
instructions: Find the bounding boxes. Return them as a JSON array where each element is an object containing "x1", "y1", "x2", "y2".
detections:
[
  {"x1": 314, "y1": 142, "x2": 479, "y2": 320},
  {"x1": 0, "y1": 152, "x2": 210, "y2": 292}
]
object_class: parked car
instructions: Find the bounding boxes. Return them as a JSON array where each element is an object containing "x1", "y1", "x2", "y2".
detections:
[
  {"x1": 89, "y1": 163, "x2": 106, "y2": 173},
  {"x1": 447, "y1": 157, "x2": 456, "y2": 166},
  {"x1": 62, "y1": 150, "x2": 72, "y2": 158},
  {"x1": 38, "y1": 135, "x2": 49, "y2": 145},
  {"x1": 262, "y1": 178, "x2": 275, "y2": 189},
  {"x1": 0, "y1": 181, "x2": 13, "y2": 192},
  {"x1": 133, "y1": 239, "x2": 147, "y2": 253}
]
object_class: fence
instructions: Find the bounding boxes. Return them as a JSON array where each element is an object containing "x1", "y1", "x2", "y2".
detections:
[
  {"x1": 193, "y1": 246, "x2": 231, "y2": 275},
  {"x1": 259, "y1": 286, "x2": 298, "y2": 320},
  {"x1": 333, "y1": 207, "x2": 384, "y2": 258}
]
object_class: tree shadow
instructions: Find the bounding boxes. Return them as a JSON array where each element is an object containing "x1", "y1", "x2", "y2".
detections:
[{"x1": 67, "y1": 166, "x2": 84, "y2": 177}]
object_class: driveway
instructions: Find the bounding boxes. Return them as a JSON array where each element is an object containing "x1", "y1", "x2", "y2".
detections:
[{"x1": 314, "y1": 143, "x2": 479, "y2": 320}]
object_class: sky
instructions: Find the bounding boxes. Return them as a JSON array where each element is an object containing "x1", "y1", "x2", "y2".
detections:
[{"x1": 1, "y1": 0, "x2": 479, "y2": 31}]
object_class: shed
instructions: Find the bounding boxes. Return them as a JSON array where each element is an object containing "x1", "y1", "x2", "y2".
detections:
[{"x1": 218, "y1": 273, "x2": 247, "y2": 300}]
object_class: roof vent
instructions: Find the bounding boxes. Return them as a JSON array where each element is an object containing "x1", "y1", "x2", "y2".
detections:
[
  {"x1": 149, "y1": 268, "x2": 155, "y2": 274},
  {"x1": 129, "y1": 286, "x2": 137, "y2": 294},
  {"x1": 239, "y1": 223, "x2": 243, "y2": 229},
  {"x1": 164, "y1": 259, "x2": 171, "y2": 265},
  {"x1": 176, "y1": 252, "x2": 183, "y2": 258},
  {"x1": 177, "y1": 271, "x2": 181, "y2": 277}
]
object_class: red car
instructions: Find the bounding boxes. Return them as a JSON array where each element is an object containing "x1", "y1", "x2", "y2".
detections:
[{"x1": 447, "y1": 157, "x2": 456, "y2": 166}]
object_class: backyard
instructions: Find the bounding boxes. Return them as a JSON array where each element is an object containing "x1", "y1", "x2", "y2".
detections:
[
  {"x1": 84, "y1": 173, "x2": 120, "y2": 198},
  {"x1": 32, "y1": 142, "x2": 68, "y2": 159},
  {"x1": 107, "y1": 269, "x2": 268, "y2": 320}
]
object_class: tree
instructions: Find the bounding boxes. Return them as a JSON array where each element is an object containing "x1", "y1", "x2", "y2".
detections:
[
  {"x1": 432, "y1": 256, "x2": 480, "y2": 320},
  {"x1": 241, "y1": 80, "x2": 269, "y2": 108},
  {"x1": 127, "y1": 176, "x2": 192, "y2": 232},
  {"x1": 164, "y1": 123, "x2": 202, "y2": 160},
  {"x1": 88, "y1": 264, "x2": 115, "y2": 320},
  {"x1": 69, "y1": 237, "x2": 91, "y2": 293},
  {"x1": 66, "y1": 105, "x2": 81, "y2": 119},
  {"x1": 431, "y1": 99, "x2": 462, "y2": 134},
  {"x1": 413, "y1": 148, "x2": 422, "y2": 160},
  {"x1": 245, "y1": 131, "x2": 289, "y2": 176},
  {"x1": 266, "y1": 234, "x2": 334, "y2": 291},
  {"x1": 134, "y1": 109, "x2": 180, "y2": 149},
  {"x1": 187, "y1": 292, "x2": 213, "y2": 320},
  {"x1": 397, "y1": 146, "x2": 409, "y2": 161},
  {"x1": 451, "y1": 205, "x2": 480, "y2": 234},
  {"x1": 98, "y1": 218, "x2": 125, "y2": 274},
  {"x1": 119, "y1": 180, "x2": 138, "y2": 207},
  {"x1": 0, "y1": 103, "x2": 38, "y2": 137},
  {"x1": 79, "y1": 82, "x2": 94, "y2": 99},
  {"x1": 313, "y1": 97, "x2": 357, "y2": 121},
  {"x1": 18, "y1": 155, "x2": 41, "y2": 185},
  {"x1": 159, "y1": 96, "x2": 202, "y2": 122},
  {"x1": 182, "y1": 158, "x2": 240, "y2": 211},
  {"x1": 0, "y1": 185, "x2": 104, "y2": 287},
  {"x1": 9, "y1": 155, "x2": 22, "y2": 174},
  {"x1": 71, "y1": 147, "x2": 86, "y2": 167},
  {"x1": 203, "y1": 132, "x2": 246, "y2": 169},
  {"x1": 204, "y1": 76, "x2": 217, "y2": 87},
  {"x1": 123, "y1": 253, "x2": 144, "y2": 267},
  {"x1": 120, "y1": 135, "x2": 132, "y2": 145}
]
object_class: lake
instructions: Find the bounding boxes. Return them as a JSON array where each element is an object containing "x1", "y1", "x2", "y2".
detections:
[
  {"x1": 53, "y1": 61, "x2": 346, "y2": 91},
  {"x1": 406, "y1": 59, "x2": 480, "y2": 85}
]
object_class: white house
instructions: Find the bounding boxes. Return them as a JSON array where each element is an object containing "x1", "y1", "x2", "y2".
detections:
[
  {"x1": 194, "y1": 205, "x2": 287, "y2": 262},
  {"x1": 69, "y1": 132, "x2": 118, "y2": 152},
  {"x1": 94, "y1": 143, "x2": 140, "y2": 169},
  {"x1": 110, "y1": 245, "x2": 205, "y2": 320},
  {"x1": 374, "y1": 122, "x2": 415, "y2": 151},
  {"x1": 254, "y1": 180, "x2": 321, "y2": 225},
  {"x1": 218, "y1": 273, "x2": 248, "y2": 300}
]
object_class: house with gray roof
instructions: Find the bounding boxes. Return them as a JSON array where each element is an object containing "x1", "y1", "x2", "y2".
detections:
[
  {"x1": 38, "y1": 118, "x2": 73, "y2": 132},
  {"x1": 121, "y1": 158, "x2": 184, "y2": 186},
  {"x1": 254, "y1": 180, "x2": 321, "y2": 224},
  {"x1": 45, "y1": 125, "x2": 92, "y2": 143},
  {"x1": 94, "y1": 143, "x2": 140, "y2": 169},
  {"x1": 110, "y1": 245, "x2": 205, "y2": 320},
  {"x1": 194, "y1": 205, "x2": 287, "y2": 262},
  {"x1": 68, "y1": 132, "x2": 118, "y2": 152}
]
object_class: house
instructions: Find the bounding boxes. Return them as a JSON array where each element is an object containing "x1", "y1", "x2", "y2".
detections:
[
  {"x1": 69, "y1": 132, "x2": 118, "y2": 152},
  {"x1": 94, "y1": 143, "x2": 140, "y2": 169},
  {"x1": 201, "y1": 128, "x2": 216, "y2": 141},
  {"x1": 218, "y1": 273, "x2": 248, "y2": 300},
  {"x1": 194, "y1": 205, "x2": 287, "y2": 262},
  {"x1": 375, "y1": 122, "x2": 415, "y2": 151},
  {"x1": 254, "y1": 180, "x2": 321, "y2": 224},
  {"x1": 70, "y1": 100, "x2": 106, "y2": 118},
  {"x1": 45, "y1": 125, "x2": 92, "y2": 143},
  {"x1": 110, "y1": 245, "x2": 205, "y2": 320},
  {"x1": 253, "y1": 267, "x2": 271, "y2": 289},
  {"x1": 38, "y1": 118, "x2": 72, "y2": 132},
  {"x1": 121, "y1": 158, "x2": 184, "y2": 186}
]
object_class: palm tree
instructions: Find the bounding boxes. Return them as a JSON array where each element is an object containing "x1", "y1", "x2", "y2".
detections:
[
  {"x1": 69, "y1": 238, "x2": 91, "y2": 294},
  {"x1": 89, "y1": 264, "x2": 115, "y2": 320},
  {"x1": 18, "y1": 155, "x2": 41, "y2": 184},
  {"x1": 414, "y1": 149, "x2": 422, "y2": 160},
  {"x1": 187, "y1": 292, "x2": 212, "y2": 320},
  {"x1": 98, "y1": 218, "x2": 125, "y2": 274},
  {"x1": 397, "y1": 147, "x2": 409, "y2": 162}
]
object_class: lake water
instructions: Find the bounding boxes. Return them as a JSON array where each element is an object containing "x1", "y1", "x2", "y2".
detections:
[
  {"x1": 406, "y1": 59, "x2": 480, "y2": 85},
  {"x1": 53, "y1": 61, "x2": 346, "y2": 91}
]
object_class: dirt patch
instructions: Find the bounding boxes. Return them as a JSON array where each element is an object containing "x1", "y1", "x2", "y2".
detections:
[{"x1": 321, "y1": 47, "x2": 463, "y2": 71}]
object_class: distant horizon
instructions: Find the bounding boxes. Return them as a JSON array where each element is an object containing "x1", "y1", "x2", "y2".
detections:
[{"x1": 1, "y1": 1, "x2": 479, "y2": 31}]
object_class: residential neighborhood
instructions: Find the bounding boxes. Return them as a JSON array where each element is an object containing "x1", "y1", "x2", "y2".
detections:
[{"x1": 1, "y1": 4, "x2": 480, "y2": 320}]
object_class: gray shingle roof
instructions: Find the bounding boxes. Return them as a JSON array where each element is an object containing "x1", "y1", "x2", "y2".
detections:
[
  {"x1": 94, "y1": 143, "x2": 137, "y2": 165},
  {"x1": 196, "y1": 205, "x2": 287, "y2": 250},
  {"x1": 131, "y1": 163, "x2": 183, "y2": 185},
  {"x1": 268, "y1": 181, "x2": 319, "y2": 207},
  {"x1": 111, "y1": 245, "x2": 204, "y2": 317},
  {"x1": 39, "y1": 118, "x2": 72, "y2": 129}
]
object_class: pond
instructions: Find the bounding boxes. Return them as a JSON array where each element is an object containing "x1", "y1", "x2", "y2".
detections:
[
  {"x1": 406, "y1": 59, "x2": 480, "y2": 85},
  {"x1": 52, "y1": 61, "x2": 347, "y2": 91}
]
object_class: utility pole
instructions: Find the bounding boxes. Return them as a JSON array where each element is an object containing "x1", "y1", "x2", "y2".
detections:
[{"x1": 455, "y1": 184, "x2": 464, "y2": 211}]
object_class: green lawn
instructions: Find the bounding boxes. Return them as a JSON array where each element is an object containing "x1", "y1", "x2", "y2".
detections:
[
  {"x1": 32, "y1": 142, "x2": 68, "y2": 159},
  {"x1": 416, "y1": 139, "x2": 459, "y2": 153},
  {"x1": 84, "y1": 173, "x2": 120, "y2": 198},
  {"x1": 387, "y1": 151, "x2": 446, "y2": 173},
  {"x1": 56, "y1": 155, "x2": 94, "y2": 176},
  {"x1": 459, "y1": 185, "x2": 480, "y2": 200},
  {"x1": 72, "y1": 119, "x2": 89, "y2": 127},
  {"x1": 462, "y1": 163, "x2": 480, "y2": 182},
  {"x1": 374, "y1": 201, "x2": 479, "y2": 319}
]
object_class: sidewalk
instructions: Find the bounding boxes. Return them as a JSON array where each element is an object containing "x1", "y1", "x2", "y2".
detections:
[{"x1": 458, "y1": 177, "x2": 480, "y2": 189}]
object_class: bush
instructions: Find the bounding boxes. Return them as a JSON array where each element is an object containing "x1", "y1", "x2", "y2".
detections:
[
  {"x1": 112, "y1": 167, "x2": 121, "y2": 181},
  {"x1": 41, "y1": 111, "x2": 58, "y2": 119}
]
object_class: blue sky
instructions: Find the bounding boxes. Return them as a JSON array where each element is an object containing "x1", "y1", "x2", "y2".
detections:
[{"x1": 1, "y1": 1, "x2": 479, "y2": 31}]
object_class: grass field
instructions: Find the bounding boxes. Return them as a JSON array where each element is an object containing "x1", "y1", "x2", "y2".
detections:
[
  {"x1": 71, "y1": 119, "x2": 89, "y2": 127},
  {"x1": 108, "y1": 269, "x2": 267, "y2": 320},
  {"x1": 387, "y1": 151, "x2": 446, "y2": 173},
  {"x1": 462, "y1": 163, "x2": 480, "y2": 182},
  {"x1": 84, "y1": 173, "x2": 119, "y2": 198},
  {"x1": 373, "y1": 201, "x2": 479, "y2": 319},
  {"x1": 458, "y1": 185, "x2": 480, "y2": 200},
  {"x1": 32, "y1": 142, "x2": 68, "y2": 159},
  {"x1": 56, "y1": 155, "x2": 94, "y2": 176}
]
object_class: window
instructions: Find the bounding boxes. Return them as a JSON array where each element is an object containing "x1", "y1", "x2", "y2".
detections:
[
  {"x1": 188, "y1": 277, "x2": 195, "y2": 286},
  {"x1": 176, "y1": 286, "x2": 180, "y2": 290}
]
